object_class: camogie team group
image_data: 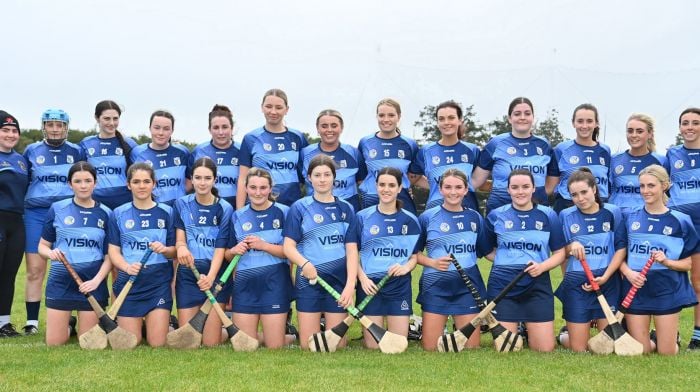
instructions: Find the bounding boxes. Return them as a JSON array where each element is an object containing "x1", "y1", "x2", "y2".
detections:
[{"x1": 0, "y1": 90, "x2": 699, "y2": 355}]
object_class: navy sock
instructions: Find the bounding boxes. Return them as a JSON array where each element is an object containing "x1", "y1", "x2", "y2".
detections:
[
  {"x1": 26, "y1": 301, "x2": 40, "y2": 322},
  {"x1": 692, "y1": 326, "x2": 700, "y2": 341}
]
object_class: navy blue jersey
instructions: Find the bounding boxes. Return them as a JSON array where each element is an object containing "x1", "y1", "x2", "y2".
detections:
[
  {"x1": 231, "y1": 203, "x2": 289, "y2": 271},
  {"x1": 609, "y1": 151, "x2": 666, "y2": 213},
  {"x1": 80, "y1": 135, "x2": 138, "y2": 209},
  {"x1": 0, "y1": 149, "x2": 29, "y2": 213},
  {"x1": 477, "y1": 133, "x2": 555, "y2": 210},
  {"x1": 357, "y1": 133, "x2": 419, "y2": 211},
  {"x1": 130, "y1": 143, "x2": 190, "y2": 205},
  {"x1": 189, "y1": 141, "x2": 240, "y2": 206},
  {"x1": 559, "y1": 203, "x2": 626, "y2": 272},
  {"x1": 24, "y1": 141, "x2": 85, "y2": 208},
  {"x1": 108, "y1": 202, "x2": 176, "y2": 298},
  {"x1": 413, "y1": 141, "x2": 480, "y2": 210},
  {"x1": 665, "y1": 145, "x2": 700, "y2": 231},
  {"x1": 173, "y1": 195, "x2": 233, "y2": 262},
  {"x1": 300, "y1": 143, "x2": 364, "y2": 211},
  {"x1": 239, "y1": 127, "x2": 308, "y2": 206},
  {"x1": 552, "y1": 140, "x2": 612, "y2": 200}
]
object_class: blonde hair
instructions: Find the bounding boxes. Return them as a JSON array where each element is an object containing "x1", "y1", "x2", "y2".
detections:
[
  {"x1": 627, "y1": 113, "x2": 656, "y2": 152},
  {"x1": 261, "y1": 89, "x2": 288, "y2": 107},
  {"x1": 638, "y1": 164, "x2": 669, "y2": 204},
  {"x1": 246, "y1": 167, "x2": 276, "y2": 201},
  {"x1": 376, "y1": 98, "x2": 402, "y2": 117},
  {"x1": 316, "y1": 109, "x2": 344, "y2": 128}
]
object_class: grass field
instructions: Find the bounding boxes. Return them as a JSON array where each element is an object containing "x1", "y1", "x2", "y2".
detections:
[{"x1": 1, "y1": 260, "x2": 699, "y2": 391}]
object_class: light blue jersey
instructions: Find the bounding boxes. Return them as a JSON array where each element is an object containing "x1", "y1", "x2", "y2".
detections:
[
  {"x1": 189, "y1": 141, "x2": 240, "y2": 206},
  {"x1": 232, "y1": 203, "x2": 289, "y2": 271},
  {"x1": 552, "y1": 140, "x2": 612, "y2": 200},
  {"x1": 609, "y1": 151, "x2": 666, "y2": 213},
  {"x1": 24, "y1": 141, "x2": 84, "y2": 208},
  {"x1": 130, "y1": 143, "x2": 190, "y2": 205},
  {"x1": 665, "y1": 145, "x2": 700, "y2": 232},
  {"x1": 300, "y1": 143, "x2": 364, "y2": 211},
  {"x1": 80, "y1": 135, "x2": 138, "y2": 209},
  {"x1": 173, "y1": 194, "x2": 233, "y2": 262}
]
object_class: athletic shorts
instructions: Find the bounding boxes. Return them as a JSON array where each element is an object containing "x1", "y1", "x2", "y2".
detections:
[
  {"x1": 621, "y1": 269, "x2": 697, "y2": 315},
  {"x1": 175, "y1": 260, "x2": 233, "y2": 309},
  {"x1": 46, "y1": 298, "x2": 108, "y2": 312},
  {"x1": 45, "y1": 260, "x2": 109, "y2": 311},
  {"x1": 232, "y1": 263, "x2": 292, "y2": 315},
  {"x1": 23, "y1": 207, "x2": 49, "y2": 253},
  {"x1": 116, "y1": 283, "x2": 172, "y2": 318},
  {"x1": 418, "y1": 266, "x2": 485, "y2": 316},
  {"x1": 489, "y1": 267, "x2": 554, "y2": 323},
  {"x1": 295, "y1": 295, "x2": 346, "y2": 313},
  {"x1": 555, "y1": 268, "x2": 621, "y2": 323},
  {"x1": 357, "y1": 274, "x2": 412, "y2": 316}
]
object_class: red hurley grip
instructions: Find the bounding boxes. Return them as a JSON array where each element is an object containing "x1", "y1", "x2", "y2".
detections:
[
  {"x1": 620, "y1": 254, "x2": 655, "y2": 309},
  {"x1": 579, "y1": 257, "x2": 600, "y2": 291}
]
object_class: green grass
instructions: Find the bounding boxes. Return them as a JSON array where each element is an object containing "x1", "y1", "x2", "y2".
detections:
[{"x1": 1, "y1": 261, "x2": 699, "y2": 391}]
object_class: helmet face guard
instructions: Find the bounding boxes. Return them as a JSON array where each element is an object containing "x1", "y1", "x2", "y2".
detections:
[{"x1": 42, "y1": 109, "x2": 70, "y2": 146}]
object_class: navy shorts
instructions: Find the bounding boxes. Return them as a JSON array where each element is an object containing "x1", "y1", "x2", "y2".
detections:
[
  {"x1": 417, "y1": 266, "x2": 485, "y2": 316},
  {"x1": 232, "y1": 263, "x2": 292, "y2": 315},
  {"x1": 116, "y1": 283, "x2": 173, "y2": 318},
  {"x1": 24, "y1": 207, "x2": 49, "y2": 253},
  {"x1": 357, "y1": 274, "x2": 412, "y2": 316},
  {"x1": 175, "y1": 261, "x2": 233, "y2": 309},
  {"x1": 488, "y1": 266, "x2": 554, "y2": 322},
  {"x1": 554, "y1": 268, "x2": 621, "y2": 323},
  {"x1": 46, "y1": 298, "x2": 108, "y2": 312},
  {"x1": 296, "y1": 295, "x2": 346, "y2": 313},
  {"x1": 622, "y1": 269, "x2": 697, "y2": 315}
]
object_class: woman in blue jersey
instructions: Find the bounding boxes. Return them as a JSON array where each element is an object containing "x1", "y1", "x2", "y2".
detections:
[
  {"x1": 283, "y1": 154, "x2": 358, "y2": 350},
  {"x1": 417, "y1": 168, "x2": 488, "y2": 351},
  {"x1": 301, "y1": 109, "x2": 364, "y2": 211},
  {"x1": 356, "y1": 167, "x2": 421, "y2": 349},
  {"x1": 357, "y1": 98, "x2": 421, "y2": 214},
  {"x1": 555, "y1": 168, "x2": 625, "y2": 352},
  {"x1": 173, "y1": 157, "x2": 233, "y2": 346},
  {"x1": 226, "y1": 168, "x2": 292, "y2": 349},
  {"x1": 23, "y1": 109, "x2": 84, "y2": 335},
  {"x1": 80, "y1": 100, "x2": 138, "y2": 210},
  {"x1": 550, "y1": 104, "x2": 612, "y2": 213},
  {"x1": 666, "y1": 108, "x2": 700, "y2": 350},
  {"x1": 620, "y1": 165, "x2": 698, "y2": 355},
  {"x1": 108, "y1": 163, "x2": 176, "y2": 347},
  {"x1": 190, "y1": 104, "x2": 240, "y2": 207},
  {"x1": 472, "y1": 97, "x2": 558, "y2": 212},
  {"x1": 0, "y1": 111, "x2": 29, "y2": 338},
  {"x1": 37, "y1": 162, "x2": 112, "y2": 346},
  {"x1": 609, "y1": 113, "x2": 665, "y2": 214},
  {"x1": 130, "y1": 110, "x2": 191, "y2": 206},
  {"x1": 413, "y1": 101, "x2": 480, "y2": 211},
  {"x1": 484, "y1": 169, "x2": 566, "y2": 352},
  {"x1": 236, "y1": 89, "x2": 307, "y2": 209}
]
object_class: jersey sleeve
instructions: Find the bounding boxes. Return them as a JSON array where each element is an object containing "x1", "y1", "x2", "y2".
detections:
[
  {"x1": 165, "y1": 208, "x2": 176, "y2": 246},
  {"x1": 344, "y1": 208, "x2": 359, "y2": 245},
  {"x1": 238, "y1": 135, "x2": 254, "y2": 168},
  {"x1": 547, "y1": 209, "x2": 566, "y2": 251},
  {"x1": 412, "y1": 147, "x2": 426, "y2": 176},
  {"x1": 484, "y1": 210, "x2": 498, "y2": 249},
  {"x1": 477, "y1": 140, "x2": 495, "y2": 171},
  {"x1": 108, "y1": 211, "x2": 122, "y2": 246},
  {"x1": 173, "y1": 201, "x2": 185, "y2": 231},
  {"x1": 40, "y1": 205, "x2": 57, "y2": 243},
  {"x1": 611, "y1": 206, "x2": 627, "y2": 250},
  {"x1": 102, "y1": 210, "x2": 113, "y2": 254},
  {"x1": 408, "y1": 140, "x2": 421, "y2": 175},
  {"x1": 216, "y1": 203, "x2": 233, "y2": 249},
  {"x1": 680, "y1": 217, "x2": 700, "y2": 259},
  {"x1": 282, "y1": 203, "x2": 303, "y2": 243},
  {"x1": 549, "y1": 145, "x2": 562, "y2": 177},
  {"x1": 475, "y1": 213, "x2": 492, "y2": 258}
]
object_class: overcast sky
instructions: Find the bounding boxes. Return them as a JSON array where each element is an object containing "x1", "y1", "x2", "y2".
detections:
[{"x1": 3, "y1": 0, "x2": 698, "y2": 152}]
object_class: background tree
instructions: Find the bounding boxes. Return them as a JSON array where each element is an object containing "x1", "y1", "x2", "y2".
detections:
[
  {"x1": 675, "y1": 132, "x2": 683, "y2": 146},
  {"x1": 413, "y1": 103, "x2": 490, "y2": 148},
  {"x1": 534, "y1": 108, "x2": 566, "y2": 146},
  {"x1": 487, "y1": 115, "x2": 511, "y2": 136},
  {"x1": 302, "y1": 132, "x2": 321, "y2": 145},
  {"x1": 15, "y1": 129, "x2": 198, "y2": 153}
]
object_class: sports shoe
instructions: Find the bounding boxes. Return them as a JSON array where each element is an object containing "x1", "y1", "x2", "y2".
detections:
[
  {"x1": 518, "y1": 322, "x2": 529, "y2": 344},
  {"x1": 408, "y1": 314, "x2": 422, "y2": 341},
  {"x1": 69, "y1": 316, "x2": 78, "y2": 337},
  {"x1": 169, "y1": 315, "x2": 179, "y2": 330},
  {"x1": 688, "y1": 339, "x2": 700, "y2": 351},
  {"x1": 556, "y1": 325, "x2": 568, "y2": 346},
  {"x1": 23, "y1": 325, "x2": 39, "y2": 336},
  {"x1": 0, "y1": 323, "x2": 21, "y2": 337},
  {"x1": 285, "y1": 322, "x2": 299, "y2": 340},
  {"x1": 319, "y1": 316, "x2": 326, "y2": 332},
  {"x1": 650, "y1": 329, "x2": 681, "y2": 349}
]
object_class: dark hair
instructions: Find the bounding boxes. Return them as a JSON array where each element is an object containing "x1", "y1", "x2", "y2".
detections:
[
  {"x1": 246, "y1": 167, "x2": 276, "y2": 201},
  {"x1": 191, "y1": 157, "x2": 219, "y2": 199},
  {"x1": 316, "y1": 109, "x2": 344, "y2": 128},
  {"x1": 439, "y1": 168, "x2": 469, "y2": 188},
  {"x1": 376, "y1": 167, "x2": 404, "y2": 210},
  {"x1": 508, "y1": 97, "x2": 534, "y2": 116},
  {"x1": 436, "y1": 100, "x2": 467, "y2": 140},
  {"x1": 127, "y1": 162, "x2": 156, "y2": 201},
  {"x1": 95, "y1": 100, "x2": 133, "y2": 167},
  {"x1": 149, "y1": 110, "x2": 175, "y2": 128},
  {"x1": 572, "y1": 103, "x2": 600, "y2": 142},
  {"x1": 567, "y1": 168, "x2": 601, "y2": 207},
  {"x1": 68, "y1": 161, "x2": 97, "y2": 182},
  {"x1": 679, "y1": 107, "x2": 700, "y2": 124},
  {"x1": 308, "y1": 154, "x2": 337, "y2": 179},
  {"x1": 507, "y1": 168, "x2": 538, "y2": 206},
  {"x1": 209, "y1": 104, "x2": 234, "y2": 129},
  {"x1": 261, "y1": 89, "x2": 288, "y2": 107}
]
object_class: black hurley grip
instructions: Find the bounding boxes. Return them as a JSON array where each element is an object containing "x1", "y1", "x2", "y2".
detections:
[{"x1": 449, "y1": 254, "x2": 486, "y2": 310}]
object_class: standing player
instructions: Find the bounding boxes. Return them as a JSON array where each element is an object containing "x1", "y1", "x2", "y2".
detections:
[
  {"x1": 237, "y1": 89, "x2": 307, "y2": 209},
  {"x1": 283, "y1": 155, "x2": 358, "y2": 350},
  {"x1": 550, "y1": 104, "x2": 612, "y2": 212},
  {"x1": 417, "y1": 169, "x2": 489, "y2": 350},
  {"x1": 130, "y1": 110, "x2": 191, "y2": 206},
  {"x1": 80, "y1": 100, "x2": 138, "y2": 210},
  {"x1": 556, "y1": 168, "x2": 625, "y2": 352},
  {"x1": 23, "y1": 109, "x2": 84, "y2": 335},
  {"x1": 173, "y1": 157, "x2": 233, "y2": 346},
  {"x1": 37, "y1": 162, "x2": 112, "y2": 345},
  {"x1": 609, "y1": 114, "x2": 665, "y2": 214},
  {"x1": 484, "y1": 169, "x2": 566, "y2": 352},
  {"x1": 355, "y1": 167, "x2": 421, "y2": 349},
  {"x1": 413, "y1": 101, "x2": 480, "y2": 211},
  {"x1": 301, "y1": 109, "x2": 364, "y2": 211},
  {"x1": 357, "y1": 98, "x2": 421, "y2": 214},
  {"x1": 190, "y1": 104, "x2": 240, "y2": 207},
  {"x1": 472, "y1": 97, "x2": 557, "y2": 212},
  {"x1": 665, "y1": 107, "x2": 700, "y2": 350},
  {"x1": 621, "y1": 165, "x2": 698, "y2": 355},
  {"x1": 0, "y1": 111, "x2": 28, "y2": 337},
  {"x1": 108, "y1": 163, "x2": 176, "y2": 347},
  {"x1": 226, "y1": 168, "x2": 292, "y2": 349}
]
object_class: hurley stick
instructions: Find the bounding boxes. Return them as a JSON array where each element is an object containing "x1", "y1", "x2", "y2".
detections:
[{"x1": 308, "y1": 274, "x2": 391, "y2": 353}]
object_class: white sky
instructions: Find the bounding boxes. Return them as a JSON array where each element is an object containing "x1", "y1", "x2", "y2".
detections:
[{"x1": 3, "y1": 0, "x2": 699, "y2": 153}]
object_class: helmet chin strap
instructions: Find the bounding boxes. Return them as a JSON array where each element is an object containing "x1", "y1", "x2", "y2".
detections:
[{"x1": 45, "y1": 137, "x2": 66, "y2": 147}]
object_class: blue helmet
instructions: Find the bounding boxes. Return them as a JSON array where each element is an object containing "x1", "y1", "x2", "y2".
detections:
[{"x1": 41, "y1": 109, "x2": 70, "y2": 124}]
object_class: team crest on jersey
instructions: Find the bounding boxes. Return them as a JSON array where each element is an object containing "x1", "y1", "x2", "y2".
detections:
[
  {"x1": 569, "y1": 156, "x2": 579, "y2": 164},
  {"x1": 263, "y1": 143, "x2": 272, "y2": 151},
  {"x1": 461, "y1": 154, "x2": 469, "y2": 163},
  {"x1": 291, "y1": 142, "x2": 297, "y2": 150},
  {"x1": 115, "y1": 148, "x2": 123, "y2": 156},
  {"x1": 88, "y1": 148, "x2": 96, "y2": 156},
  {"x1": 339, "y1": 160, "x2": 347, "y2": 168},
  {"x1": 615, "y1": 165, "x2": 624, "y2": 174},
  {"x1": 402, "y1": 225, "x2": 408, "y2": 235},
  {"x1": 36, "y1": 155, "x2": 45, "y2": 164},
  {"x1": 64, "y1": 216, "x2": 75, "y2": 225},
  {"x1": 663, "y1": 226, "x2": 672, "y2": 235},
  {"x1": 313, "y1": 214, "x2": 324, "y2": 224},
  {"x1": 397, "y1": 150, "x2": 405, "y2": 159},
  {"x1": 536, "y1": 147, "x2": 543, "y2": 156},
  {"x1": 125, "y1": 219, "x2": 135, "y2": 229},
  {"x1": 400, "y1": 300, "x2": 409, "y2": 311},
  {"x1": 507, "y1": 147, "x2": 517, "y2": 155},
  {"x1": 505, "y1": 220, "x2": 513, "y2": 229},
  {"x1": 631, "y1": 222, "x2": 640, "y2": 231},
  {"x1": 145, "y1": 160, "x2": 153, "y2": 167},
  {"x1": 97, "y1": 219, "x2": 104, "y2": 229},
  {"x1": 242, "y1": 222, "x2": 252, "y2": 231},
  {"x1": 570, "y1": 224, "x2": 580, "y2": 233},
  {"x1": 675, "y1": 160, "x2": 684, "y2": 169},
  {"x1": 602, "y1": 222, "x2": 610, "y2": 232},
  {"x1": 174, "y1": 157, "x2": 181, "y2": 166},
  {"x1": 370, "y1": 225, "x2": 380, "y2": 235},
  {"x1": 432, "y1": 156, "x2": 440, "y2": 165},
  {"x1": 273, "y1": 219, "x2": 280, "y2": 229},
  {"x1": 599, "y1": 157, "x2": 605, "y2": 165},
  {"x1": 18, "y1": 161, "x2": 26, "y2": 171},
  {"x1": 231, "y1": 157, "x2": 238, "y2": 165},
  {"x1": 470, "y1": 222, "x2": 477, "y2": 232},
  {"x1": 157, "y1": 219, "x2": 165, "y2": 229},
  {"x1": 1, "y1": 161, "x2": 8, "y2": 167},
  {"x1": 535, "y1": 221, "x2": 543, "y2": 230},
  {"x1": 67, "y1": 155, "x2": 74, "y2": 164},
  {"x1": 341, "y1": 212, "x2": 347, "y2": 220},
  {"x1": 369, "y1": 149, "x2": 377, "y2": 158},
  {"x1": 440, "y1": 223, "x2": 450, "y2": 232},
  {"x1": 213, "y1": 216, "x2": 218, "y2": 225}
]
